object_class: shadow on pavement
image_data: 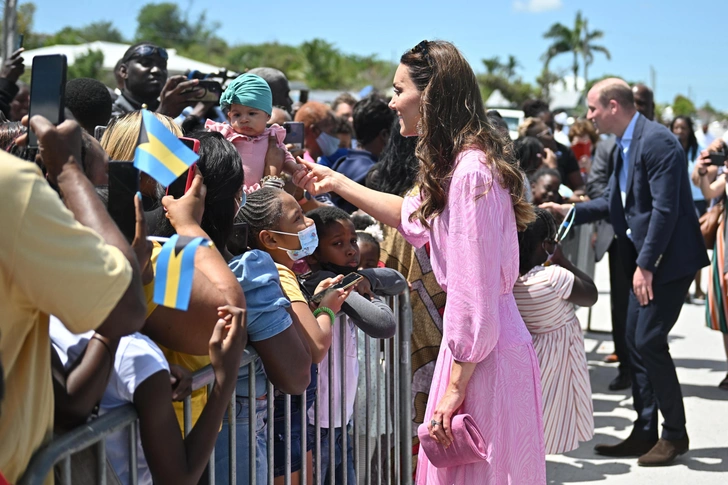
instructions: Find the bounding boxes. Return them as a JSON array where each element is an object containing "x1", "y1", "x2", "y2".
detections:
[
  {"x1": 673, "y1": 358, "x2": 728, "y2": 372},
  {"x1": 682, "y1": 447, "x2": 728, "y2": 472},
  {"x1": 681, "y1": 383, "x2": 728, "y2": 401},
  {"x1": 546, "y1": 459, "x2": 631, "y2": 484}
]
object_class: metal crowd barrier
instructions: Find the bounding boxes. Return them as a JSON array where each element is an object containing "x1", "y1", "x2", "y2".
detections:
[{"x1": 19, "y1": 291, "x2": 413, "y2": 485}]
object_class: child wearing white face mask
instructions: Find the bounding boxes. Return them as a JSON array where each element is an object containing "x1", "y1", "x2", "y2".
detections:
[
  {"x1": 238, "y1": 186, "x2": 353, "y2": 484},
  {"x1": 206, "y1": 73, "x2": 305, "y2": 193},
  {"x1": 513, "y1": 208, "x2": 597, "y2": 455}
]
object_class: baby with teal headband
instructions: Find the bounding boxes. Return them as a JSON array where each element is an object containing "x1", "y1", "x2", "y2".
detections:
[{"x1": 205, "y1": 73, "x2": 302, "y2": 191}]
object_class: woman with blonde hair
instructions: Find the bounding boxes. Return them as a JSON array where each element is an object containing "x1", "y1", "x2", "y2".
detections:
[
  {"x1": 100, "y1": 111, "x2": 183, "y2": 208},
  {"x1": 295, "y1": 40, "x2": 546, "y2": 484}
]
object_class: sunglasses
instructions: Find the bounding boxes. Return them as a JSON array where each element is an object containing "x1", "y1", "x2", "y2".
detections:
[
  {"x1": 125, "y1": 45, "x2": 168, "y2": 62},
  {"x1": 536, "y1": 127, "x2": 553, "y2": 138}
]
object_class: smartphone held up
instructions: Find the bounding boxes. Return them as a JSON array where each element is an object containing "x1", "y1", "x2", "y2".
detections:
[{"x1": 27, "y1": 54, "x2": 67, "y2": 149}]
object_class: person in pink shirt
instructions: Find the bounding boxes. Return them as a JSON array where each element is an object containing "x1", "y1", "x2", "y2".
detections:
[
  {"x1": 205, "y1": 73, "x2": 302, "y2": 192},
  {"x1": 294, "y1": 40, "x2": 546, "y2": 484}
]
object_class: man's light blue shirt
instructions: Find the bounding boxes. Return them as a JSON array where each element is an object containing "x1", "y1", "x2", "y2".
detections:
[{"x1": 616, "y1": 112, "x2": 640, "y2": 208}]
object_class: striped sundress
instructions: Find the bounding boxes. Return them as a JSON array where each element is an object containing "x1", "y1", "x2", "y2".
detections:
[
  {"x1": 514, "y1": 264, "x2": 594, "y2": 455},
  {"x1": 707, "y1": 217, "x2": 728, "y2": 334}
]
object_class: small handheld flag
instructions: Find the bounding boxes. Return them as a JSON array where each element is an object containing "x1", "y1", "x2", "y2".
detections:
[
  {"x1": 153, "y1": 234, "x2": 211, "y2": 311},
  {"x1": 134, "y1": 110, "x2": 199, "y2": 187}
]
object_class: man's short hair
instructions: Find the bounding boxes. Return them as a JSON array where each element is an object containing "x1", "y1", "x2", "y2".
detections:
[
  {"x1": 352, "y1": 95, "x2": 395, "y2": 146},
  {"x1": 596, "y1": 82, "x2": 634, "y2": 109},
  {"x1": 522, "y1": 99, "x2": 551, "y2": 119},
  {"x1": 332, "y1": 93, "x2": 357, "y2": 112},
  {"x1": 65, "y1": 78, "x2": 113, "y2": 133}
]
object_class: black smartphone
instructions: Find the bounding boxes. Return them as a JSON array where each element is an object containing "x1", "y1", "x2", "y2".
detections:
[
  {"x1": 108, "y1": 161, "x2": 140, "y2": 244},
  {"x1": 709, "y1": 151, "x2": 727, "y2": 166},
  {"x1": 310, "y1": 272, "x2": 364, "y2": 304},
  {"x1": 283, "y1": 121, "x2": 305, "y2": 150},
  {"x1": 185, "y1": 80, "x2": 222, "y2": 103},
  {"x1": 227, "y1": 222, "x2": 250, "y2": 257},
  {"x1": 16, "y1": 34, "x2": 24, "y2": 51},
  {"x1": 166, "y1": 137, "x2": 199, "y2": 198},
  {"x1": 94, "y1": 125, "x2": 107, "y2": 142},
  {"x1": 27, "y1": 54, "x2": 67, "y2": 149}
]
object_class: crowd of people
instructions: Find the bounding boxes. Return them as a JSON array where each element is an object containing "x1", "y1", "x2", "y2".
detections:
[{"x1": 0, "y1": 33, "x2": 726, "y2": 485}]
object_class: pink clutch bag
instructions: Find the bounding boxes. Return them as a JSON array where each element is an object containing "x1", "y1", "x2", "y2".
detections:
[{"x1": 417, "y1": 414, "x2": 489, "y2": 468}]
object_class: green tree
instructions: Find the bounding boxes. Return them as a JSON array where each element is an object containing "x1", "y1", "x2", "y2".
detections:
[
  {"x1": 542, "y1": 10, "x2": 610, "y2": 91},
  {"x1": 80, "y1": 21, "x2": 124, "y2": 43},
  {"x1": 226, "y1": 42, "x2": 305, "y2": 78},
  {"x1": 672, "y1": 94, "x2": 696, "y2": 117},
  {"x1": 134, "y1": 2, "x2": 190, "y2": 48},
  {"x1": 300, "y1": 39, "x2": 344, "y2": 89},
  {"x1": 67, "y1": 49, "x2": 104, "y2": 80},
  {"x1": 482, "y1": 56, "x2": 502, "y2": 75}
]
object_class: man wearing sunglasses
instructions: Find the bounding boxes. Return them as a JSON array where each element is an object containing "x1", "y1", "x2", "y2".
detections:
[{"x1": 112, "y1": 42, "x2": 201, "y2": 118}]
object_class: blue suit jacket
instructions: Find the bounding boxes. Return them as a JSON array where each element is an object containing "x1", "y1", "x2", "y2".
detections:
[{"x1": 574, "y1": 114, "x2": 709, "y2": 284}]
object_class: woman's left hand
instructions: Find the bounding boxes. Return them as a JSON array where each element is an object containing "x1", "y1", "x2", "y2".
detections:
[{"x1": 428, "y1": 385, "x2": 466, "y2": 448}]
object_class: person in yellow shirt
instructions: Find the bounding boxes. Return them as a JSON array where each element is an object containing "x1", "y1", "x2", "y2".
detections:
[{"x1": 0, "y1": 116, "x2": 147, "y2": 484}]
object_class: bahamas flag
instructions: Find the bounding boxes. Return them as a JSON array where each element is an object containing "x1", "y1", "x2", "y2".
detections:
[
  {"x1": 153, "y1": 235, "x2": 212, "y2": 311},
  {"x1": 134, "y1": 109, "x2": 199, "y2": 187}
]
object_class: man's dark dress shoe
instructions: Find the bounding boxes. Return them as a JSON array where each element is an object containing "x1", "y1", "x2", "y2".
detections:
[
  {"x1": 638, "y1": 437, "x2": 689, "y2": 466},
  {"x1": 608, "y1": 372, "x2": 632, "y2": 391},
  {"x1": 594, "y1": 435, "x2": 657, "y2": 457}
]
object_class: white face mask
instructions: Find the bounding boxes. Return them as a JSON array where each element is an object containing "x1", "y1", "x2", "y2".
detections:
[
  {"x1": 234, "y1": 192, "x2": 246, "y2": 219},
  {"x1": 269, "y1": 224, "x2": 319, "y2": 261},
  {"x1": 316, "y1": 131, "x2": 341, "y2": 157}
]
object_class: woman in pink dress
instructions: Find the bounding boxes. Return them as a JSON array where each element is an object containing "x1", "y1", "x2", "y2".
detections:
[{"x1": 294, "y1": 40, "x2": 546, "y2": 484}]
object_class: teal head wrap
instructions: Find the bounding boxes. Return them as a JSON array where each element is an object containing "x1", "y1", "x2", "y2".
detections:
[{"x1": 220, "y1": 73, "x2": 273, "y2": 115}]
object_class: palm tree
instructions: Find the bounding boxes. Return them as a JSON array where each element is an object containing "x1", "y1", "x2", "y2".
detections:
[
  {"x1": 542, "y1": 11, "x2": 610, "y2": 92},
  {"x1": 503, "y1": 55, "x2": 520, "y2": 81},
  {"x1": 482, "y1": 56, "x2": 501, "y2": 75},
  {"x1": 580, "y1": 19, "x2": 610, "y2": 88}
]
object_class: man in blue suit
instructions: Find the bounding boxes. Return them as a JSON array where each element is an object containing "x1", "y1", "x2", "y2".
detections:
[{"x1": 544, "y1": 78, "x2": 709, "y2": 466}]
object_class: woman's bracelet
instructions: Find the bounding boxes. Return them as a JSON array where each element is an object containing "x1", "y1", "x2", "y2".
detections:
[{"x1": 313, "y1": 306, "x2": 336, "y2": 325}]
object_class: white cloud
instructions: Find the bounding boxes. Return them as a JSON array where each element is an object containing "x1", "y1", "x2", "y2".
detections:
[{"x1": 513, "y1": 0, "x2": 563, "y2": 13}]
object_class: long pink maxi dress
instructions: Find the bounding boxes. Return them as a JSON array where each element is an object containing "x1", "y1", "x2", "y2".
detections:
[{"x1": 399, "y1": 149, "x2": 546, "y2": 485}]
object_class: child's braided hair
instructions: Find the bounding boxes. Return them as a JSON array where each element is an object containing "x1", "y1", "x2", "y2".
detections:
[{"x1": 237, "y1": 187, "x2": 284, "y2": 250}]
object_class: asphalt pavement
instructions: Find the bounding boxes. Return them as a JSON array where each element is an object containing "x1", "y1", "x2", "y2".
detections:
[{"x1": 548, "y1": 257, "x2": 728, "y2": 484}]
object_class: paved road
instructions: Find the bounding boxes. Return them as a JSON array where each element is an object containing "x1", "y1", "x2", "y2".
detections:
[{"x1": 548, "y1": 258, "x2": 728, "y2": 484}]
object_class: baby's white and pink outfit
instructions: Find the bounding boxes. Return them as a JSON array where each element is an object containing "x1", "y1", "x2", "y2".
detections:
[{"x1": 205, "y1": 120, "x2": 296, "y2": 192}]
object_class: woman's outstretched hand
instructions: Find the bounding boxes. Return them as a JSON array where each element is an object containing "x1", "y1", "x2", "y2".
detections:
[
  {"x1": 292, "y1": 157, "x2": 339, "y2": 196},
  {"x1": 428, "y1": 385, "x2": 466, "y2": 449}
]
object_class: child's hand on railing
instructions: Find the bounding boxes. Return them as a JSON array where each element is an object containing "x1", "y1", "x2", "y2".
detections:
[
  {"x1": 169, "y1": 364, "x2": 193, "y2": 401},
  {"x1": 209, "y1": 305, "x2": 247, "y2": 389}
]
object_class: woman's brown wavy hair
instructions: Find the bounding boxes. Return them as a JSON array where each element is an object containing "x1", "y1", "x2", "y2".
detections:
[{"x1": 401, "y1": 40, "x2": 534, "y2": 230}]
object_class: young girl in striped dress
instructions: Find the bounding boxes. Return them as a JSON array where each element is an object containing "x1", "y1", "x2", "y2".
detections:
[{"x1": 513, "y1": 208, "x2": 597, "y2": 454}]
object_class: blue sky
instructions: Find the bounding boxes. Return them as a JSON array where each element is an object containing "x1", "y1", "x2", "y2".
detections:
[{"x1": 27, "y1": 0, "x2": 728, "y2": 111}]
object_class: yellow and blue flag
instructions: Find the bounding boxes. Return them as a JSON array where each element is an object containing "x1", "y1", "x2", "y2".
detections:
[
  {"x1": 134, "y1": 109, "x2": 199, "y2": 187},
  {"x1": 153, "y1": 234, "x2": 211, "y2": 311}
]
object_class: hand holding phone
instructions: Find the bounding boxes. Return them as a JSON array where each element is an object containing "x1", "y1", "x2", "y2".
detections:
[
  {"x1": 108, "y1": 161, "x2": 140, "y2": 244},
  {"x1": 28, "y1": 54, "x2": 67, "y2": 148},
  {"x1": 283, "y1": 122, "x2": 305, "y2": 151},
  {"x1": 708, "y1": 151, "x2": 727, "y2": 166},
  {"x1": 184, "y1": 80, "x2": 222, "y2": 103},
  {"x1": 310, "y1": 272, "x2": 364, "y2": 304},
  {"x1": 1, "y1": 47, "x2": 25, "y2": 84}
]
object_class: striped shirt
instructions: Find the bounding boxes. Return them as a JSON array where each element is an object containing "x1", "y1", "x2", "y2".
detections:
[{"x1": 514, "y1": 264, "x2": 594, "y2": 454}]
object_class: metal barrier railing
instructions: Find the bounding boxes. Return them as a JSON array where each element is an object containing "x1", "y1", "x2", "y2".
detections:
[{"x1": 19, "y1": 291, "x2": 413, "y2": 485}]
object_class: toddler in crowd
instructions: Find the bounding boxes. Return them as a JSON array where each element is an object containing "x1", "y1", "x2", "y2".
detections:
[
  {"x1": 303, "y1": 206, "x2": 405, "y2": 484},
  {"x1": 513, "y1": 208, "x2": 597, "y2": 454},
  {"x1": 206, "y1": 73, "x2": 302, "y2": 191}
]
